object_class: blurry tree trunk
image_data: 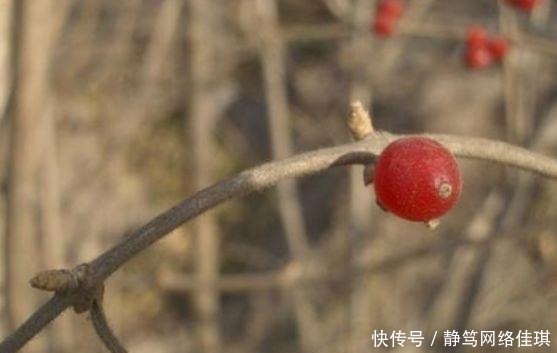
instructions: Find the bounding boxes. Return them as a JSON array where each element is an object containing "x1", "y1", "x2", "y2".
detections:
[
  {"x1": 0, "y1": 0, "x2": 11, "y2": 125},
  {"x1": 38, "y1": 101, "x2": 75, "y2": 353},
  {"x1": 345, "y1": 1, "x2": 376, "y2": 351},
  {"x1": 0, "y1": 0, "x2": 12, "y2": 338},
  {"x1": 5, "y1": 1, "x2": 45, "y2": 351},
  {"x1": 6, "y1": 0, "x2": 43, "y2": 330},
  {"x1": 36, "y1": 5, "x2": 72, "y2": 353},
  {"x1": 118, "y1": 0, "x2": 182, "y2": 142},
  {"x1": 498, "y1": 5, "x2": 523, "y2": 144},
  {"x1": 5, "y1": 1, "x2": 66, "y2": 352},
  {"x1": 38, "y1": 103, "x2": 64, "y2": 291},
  {"x1": 255, "y1": 0, "x2": 309, "y2": 257},
  {"x1": 108, "y1": 0, "x2": 141, "y2": 65},
  {"x1": 188, "y1": 1, "x2": 221, "y2": 352},
  {"x1": 255, "y1": 1, "x2": 321, "y2": 352},
  {"x1": 141, "y1": 0, "x2": 182, "y2": 84}
]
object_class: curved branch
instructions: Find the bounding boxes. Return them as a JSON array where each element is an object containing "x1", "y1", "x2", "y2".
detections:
[{"x1": 2, "y1": 131, "x2": 557, "y2": 353}]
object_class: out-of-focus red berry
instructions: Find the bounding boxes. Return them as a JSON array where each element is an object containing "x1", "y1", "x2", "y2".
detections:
[
  {"x1": 465, "y1": 47, "x2": 493, "y2": 70},
  {"x1": 488, "y1": 37, "x2": 510, "y2": 61},
  {"x1": 517, "y1": 0, "x2": 539, "y2": 11},
  {"x1": 373, "y1": 15, "x2": 396, "y2": 37},
  {"x1": 466, "y1": 26, "x2": 489, "y2": 49},
  {"x1": 377, "y1": 0, "x2": 405, "y2": 19},
  {"x1": 506, "y1": 0, "x2": 539, "y2": 12}
]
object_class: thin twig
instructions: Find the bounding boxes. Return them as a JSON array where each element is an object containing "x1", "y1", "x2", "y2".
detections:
[
  {"x1": 90, "y1": 299, "x2": 127, "y2": 353},
  {"x1": 2, "y1": 128, "x2": 557, "y2": 352},
  {"x1": 158, "y1": 237, "x2": 483, "y2": 293}
]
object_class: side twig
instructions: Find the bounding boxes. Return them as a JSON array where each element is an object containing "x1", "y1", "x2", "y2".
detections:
[{"x1": 90, "y1": 298, "x2": 127, "y2": 353}]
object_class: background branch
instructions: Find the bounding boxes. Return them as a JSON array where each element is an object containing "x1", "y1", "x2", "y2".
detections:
[
  {"x1": 255, "y1": 0, "x2": 320, "y2": 351},
  {"x1": 188, "y1": 0, "x2": 222, "y2": 351}
]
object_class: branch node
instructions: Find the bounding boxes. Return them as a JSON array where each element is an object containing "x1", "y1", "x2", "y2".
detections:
[
  {"x1": 347, "y1": 100, "x2": 374, "y2": 140},
  {"x1": 30, "y1": 263, "x2": 102, "y2": 314},
  {"x1": 70, "y1": 263, "x2": 102, "y2": 314}
]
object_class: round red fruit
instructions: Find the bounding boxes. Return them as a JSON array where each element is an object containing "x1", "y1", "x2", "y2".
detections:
[
  {"x1": 373, "y1": 137, "x2": 462, "y2": 222},
  {"x1": 466, "y1": 26, "x2": 488, "y2": 49},
  {"x1": 465, "y1": 47, "x2": 493, "y2": 69},
  {"x1": 488, "y1": 37, "x2": 510, "y2": 61},
  {"x1": 378, "y1": 0, "x2": 404, "y2": 19},
  {"x1": 373, "y1": 15, "x2": 396, "y2": 37}
]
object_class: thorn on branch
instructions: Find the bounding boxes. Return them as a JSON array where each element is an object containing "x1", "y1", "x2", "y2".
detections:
[
  {"x1": 347, "y1": 100, "x2": 374, "y2": 140},
  {"x1": 348, "y1": 101, "x2": 378, "y2": 186}
]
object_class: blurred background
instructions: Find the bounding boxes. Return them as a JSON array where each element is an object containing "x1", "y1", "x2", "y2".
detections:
[{"x1": 1, "y1": 0, "x2": 557, "y2": 352}]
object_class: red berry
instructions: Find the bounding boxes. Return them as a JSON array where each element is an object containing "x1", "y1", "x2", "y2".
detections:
[
  {"x1": 488, "y1": 37, "x2": 510, "y2": 61},
  {"x1": 373, "y1": 137, "x2": 462, "y2": 222},
  {"x1": 510, "y1": 0, "x2": 539, "y2": 11},
  {"x1": 466, "y1": 26, "x2": 488, "y2": 49},
  {"x1": 377, "y1": 0, "x2": 404, "y2": 19},
  {"x1": 465, "y1": 46, "x2": 493, "y2": 69},
  {"x1": 373, "y1": 15, "x2": 396, "y2": 37}
]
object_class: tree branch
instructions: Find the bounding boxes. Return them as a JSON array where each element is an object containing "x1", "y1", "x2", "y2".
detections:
[
  {"x1": 2, "y1": 130, "x2": 557, "y2": 353},
  {"x1": 0, "y1": 295, "x2": 73, "y2": 352}
]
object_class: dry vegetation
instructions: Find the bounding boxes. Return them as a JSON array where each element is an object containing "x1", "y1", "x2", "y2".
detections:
[{"x1": 1, "y1": 0, "x2": 557, "y2": 353}]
